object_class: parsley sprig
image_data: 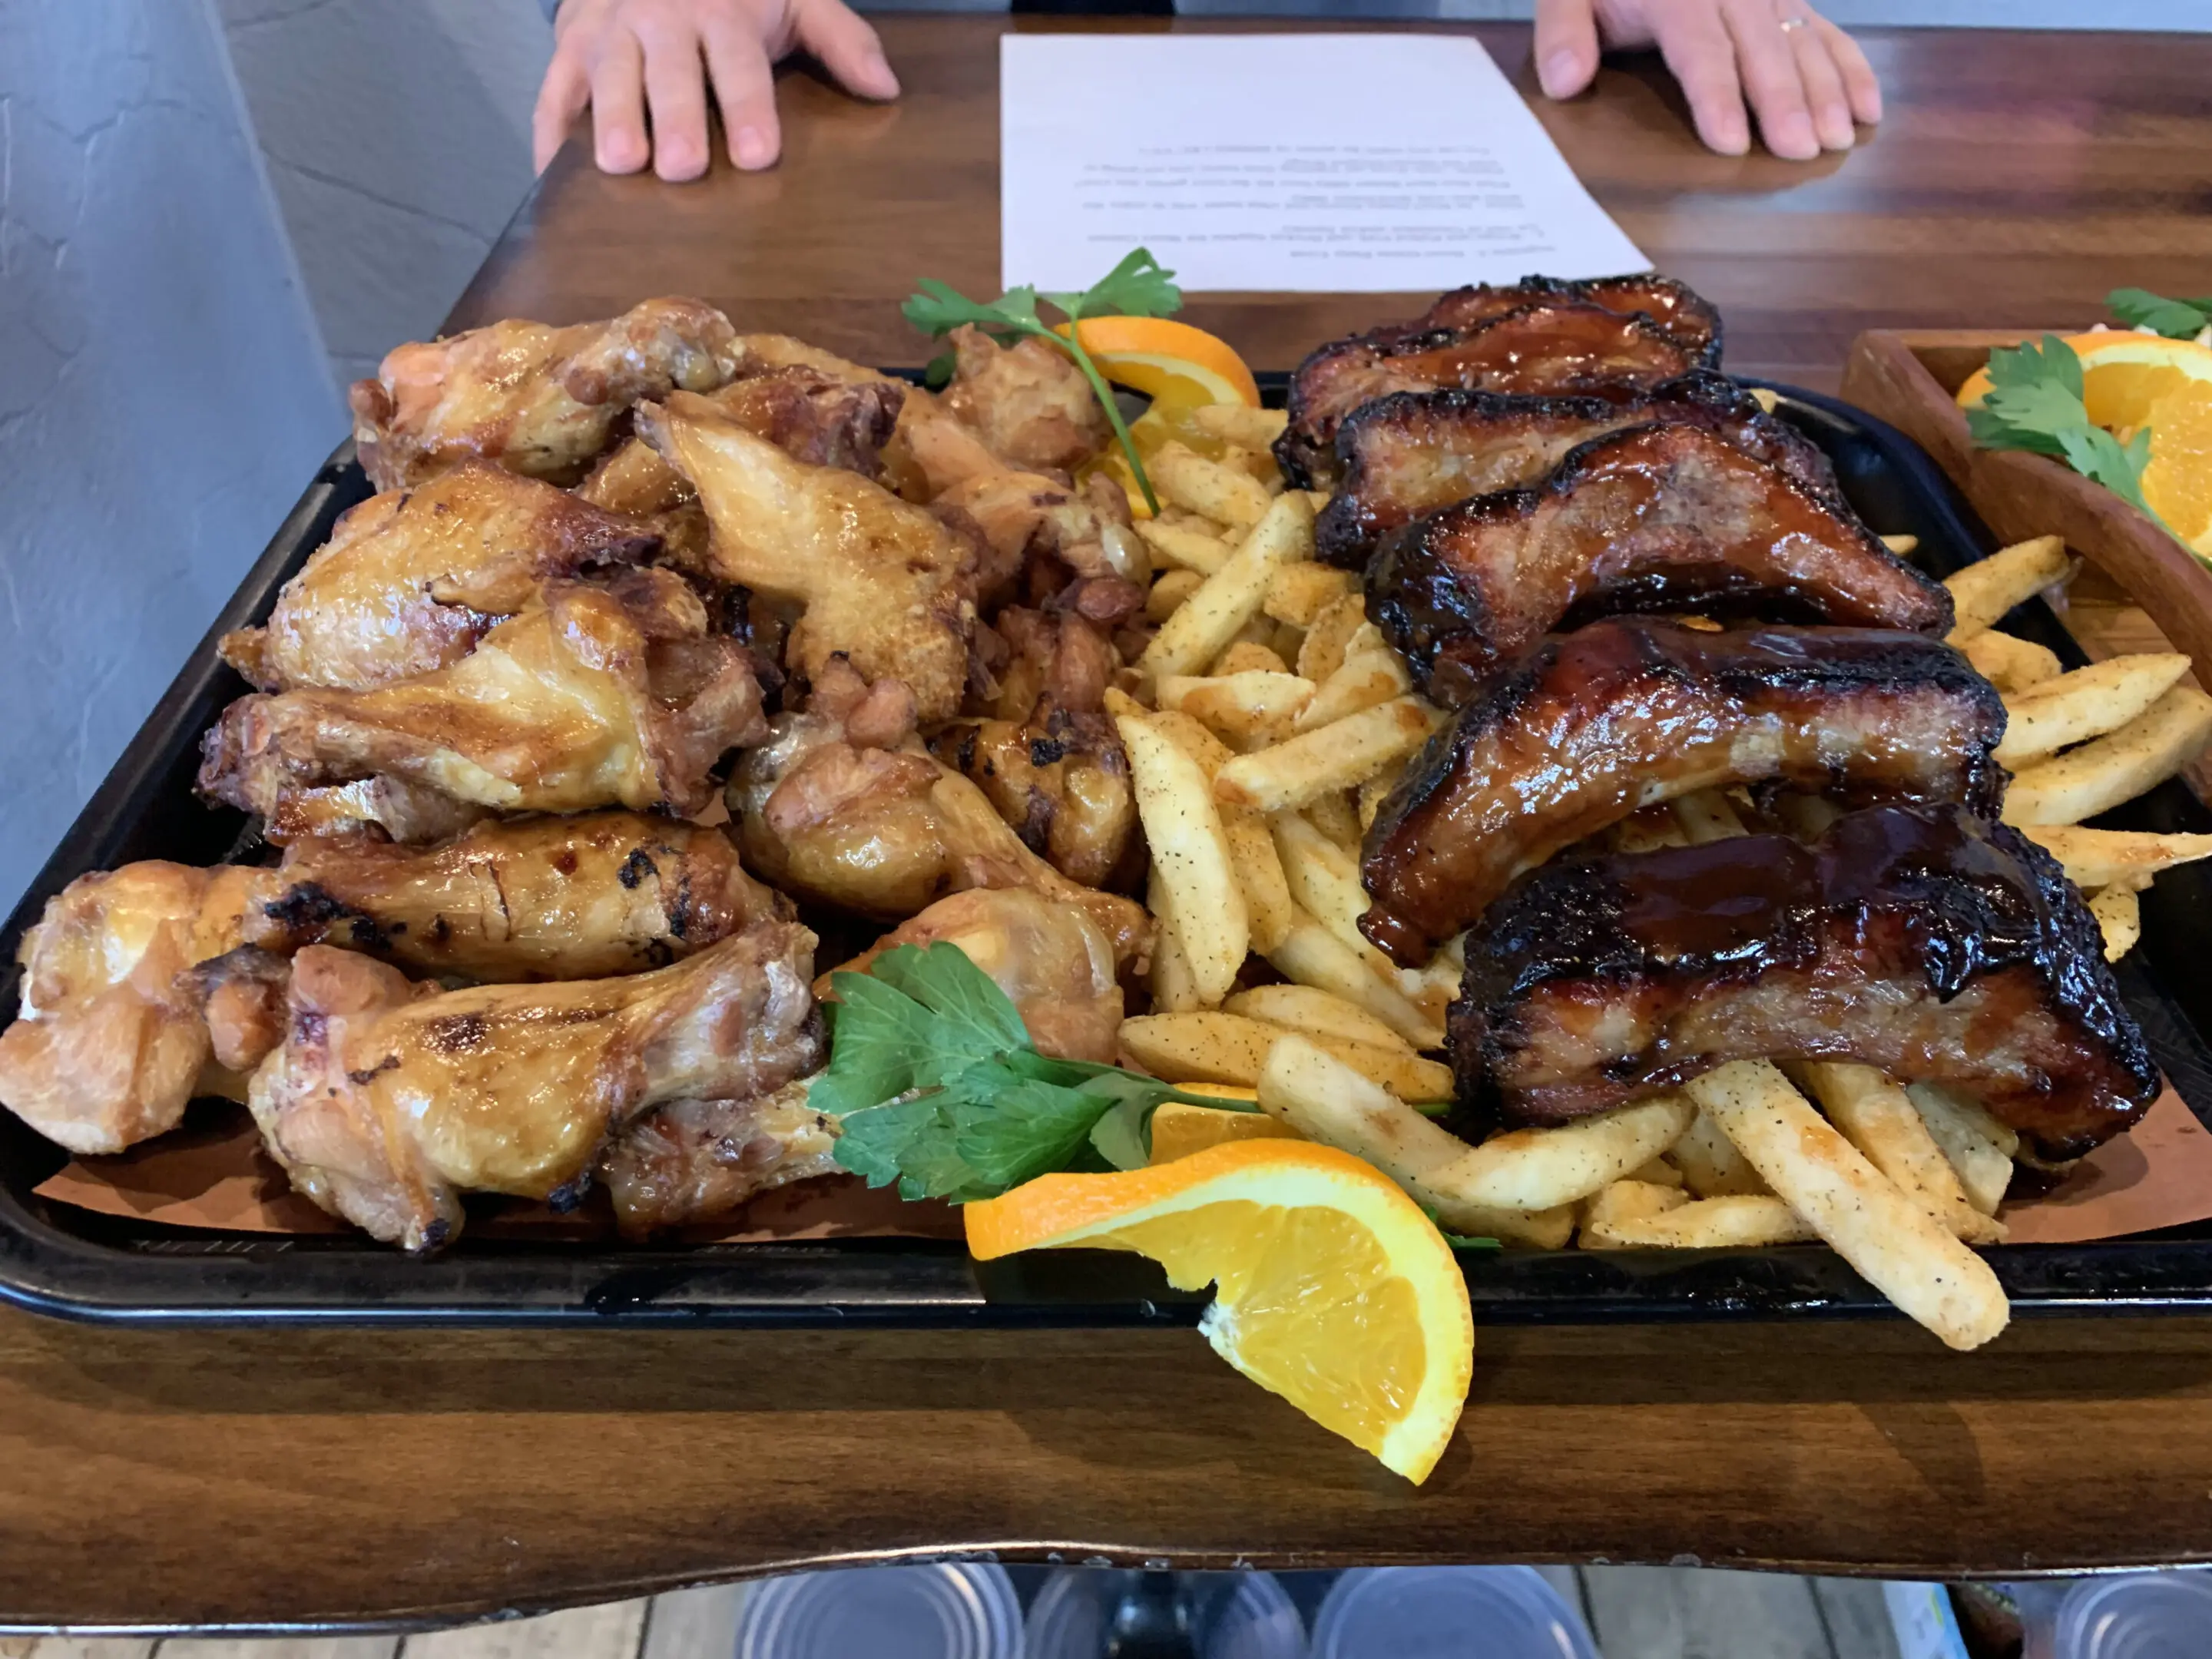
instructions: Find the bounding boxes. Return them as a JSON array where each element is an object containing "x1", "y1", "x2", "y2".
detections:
[
  {"x1": 902, "y1": 248, "x2": 1182, "y2": 515},
  {"x1": 1965, "y1": 334, "x2": 2163, "y2": 527},
  {"x1": 2108, "y1": 286, "x2": 2212, "y2": 341},
  {"x1": 813, "y1": 942, "x2": 1248, "y2": 1202}
]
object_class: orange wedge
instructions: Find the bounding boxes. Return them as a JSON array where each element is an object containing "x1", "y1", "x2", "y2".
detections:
[
  {"x1": 966, "y1": 1140, "x2": 1472, "y2": 1482},
  {"x1": 2142, "y1": 385, "x2": 2212, "y2": 557},
  {"x1": 1148, "y1": 1095, "x2": 1304, "y2": 1165},
  {"x1": 1058, "y1": 316, "x2": 1262, "y2": 409}
]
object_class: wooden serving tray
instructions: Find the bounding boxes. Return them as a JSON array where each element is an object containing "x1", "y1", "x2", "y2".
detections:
[{"x1": 1840, "y1": 329, "x2": 2212, "y2": 694}]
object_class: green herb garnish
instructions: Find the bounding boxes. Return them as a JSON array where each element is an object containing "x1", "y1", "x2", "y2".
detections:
[
  {"x1": 814, "y1": 942, "x2": 1250, "y2": 1201},
  {"x1": 902, "y1": 248, "x2": 1183, "y2": 515},
  {"x1": 2108, "y1": 287, "x2": 2212, "y2": 341},
  {"x1": 1965, "y1": 334, "x2": 2162, "y2": 525}
]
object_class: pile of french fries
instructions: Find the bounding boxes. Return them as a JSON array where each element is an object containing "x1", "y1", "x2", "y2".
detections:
[{"x1": 1102, "y1": 422, "x2": 2212, "y2": 1353}]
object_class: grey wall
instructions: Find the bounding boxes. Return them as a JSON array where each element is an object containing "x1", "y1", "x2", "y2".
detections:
[
  {"x1": 215, "y1": 0, "x2": 552, "y2": 389},
  {"x1": 0, "y1": 0, "x2": 341, "y2": 913}
]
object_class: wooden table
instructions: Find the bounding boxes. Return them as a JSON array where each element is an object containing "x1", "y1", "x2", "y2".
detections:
[{"x1": 9, "y1": 16, "x2": 2212, "y2": 1632}]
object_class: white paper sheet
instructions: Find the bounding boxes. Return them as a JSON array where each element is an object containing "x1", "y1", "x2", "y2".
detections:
[{"x1": 1000, "y1": 33, "x2": 1647, "y2": 294}]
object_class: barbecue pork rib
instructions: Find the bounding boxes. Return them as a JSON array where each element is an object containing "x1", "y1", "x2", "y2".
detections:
[
  {"x1": 1367, "y1": 422, "x2": 1951, "y2": 701},
  {"x1": 1313, "y1": 373, "x2": 1833, "y2": 569},
  {"x1": 1357, "y1": 620, "x2": 2006, "y2": 965},
  {"x1": 1450, "y1": 804, "x2": 2158, "y2": 1157},
  {"x1": 1277, "y1": 303, "x2": 1716, "y2": 488},
  {"x1": 1379, "y1": 274, "x2": 1723, "y2": 358},
  {"x1": 249, "y1": 919, "x2": 822, "y2": 1251},
  {"x1": 220, "y1": 462, "x2": 658, "y2": 693}
]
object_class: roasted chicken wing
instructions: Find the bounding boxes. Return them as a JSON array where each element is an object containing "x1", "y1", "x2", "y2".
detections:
[
  {"x1": 249, "y1": 920, "x2": 821, "y2": 1251},
  {"x1": 730, "y1": 661, "x2": 1150, "y2": 965},
  {"x1": 349, "y1": 296, "x2": 742, "y2": 492},
  {"x1": 637, "y1": 392, "x2": 978, "y2": 723},
  {"x1": 0, "y1": 863, "x2": 280, "y2": 1152},
  {"x1": 942, "y1": 324, "x2": 1111, "y2": 474},
  {"x1": 200, "y1": 568, "x2": 768, "y2": 828},
  {"x1": 220, "y1": 462, "x2": 657, "y2": 692},
  {"x1": 244, "y1": 813, "x2": 786, "y2": 981},
  {"x1": 601, "y1": 1081, "x2": 839, "y2": 1238}
]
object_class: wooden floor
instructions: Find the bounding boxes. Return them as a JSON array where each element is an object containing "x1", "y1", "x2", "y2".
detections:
[{"x1": 0, "y1": 1568, "x2": 1904, "y2": 1658}]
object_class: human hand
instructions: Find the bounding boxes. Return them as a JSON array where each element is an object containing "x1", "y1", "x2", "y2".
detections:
[
  {"x1": 534, "y1": 0, "x2": 900, "y2": 181},
  {"x1": 1534, "y1": 0, "x2": 1880, "y2": 161}
]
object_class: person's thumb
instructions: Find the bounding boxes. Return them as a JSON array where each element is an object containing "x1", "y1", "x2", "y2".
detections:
[
  {"x1": 1533, "y1": 0, "x2": 1602, "y2": 99},
  {"x1": 796, "y1": 0, "x2": 899, "y2": 102}
]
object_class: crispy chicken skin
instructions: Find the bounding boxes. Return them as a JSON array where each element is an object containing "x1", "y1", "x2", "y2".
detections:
[
  {"x1": 1279, "y1": 303, "x2": 1713, "y2": 488},
  {"x1": 730, "y1": 661, "x2": 1151, "y2": 966},
  {"x1": 262, "y1": 776, "x2": 493, "y2": 846},
  {"x1": 1454, "y1": 806, "x2": 2157, "y2": 1157},
  {"x1": 942, "y1": 324, "x2": 1111, "y2": 474},
  {"x1": 200, "y1": 568, "x2": 768, "y2": 828},
  {"x1": 221, "y1": 462, "x2": 658, "y2": 693},
  {"x1": 243, "y1": 813, "x2": 786, "y2": 982},
  {"x1": 833, "y1": 888, "x2": 1124, "y2": 1064},
  {"x1": 1314, "y1": 373, "x2": 1833, "y2": 568},
  {"x1": 1359, "y1": 621, "x2": 2007, "y2": 965},
  {"x1": 1389, "y1": 274, "x2": 1722, "y2": 357},
  {"x1": 636, "y1": 392, "x2": 979, "y2": 724},
  {"x1": 0, "y1": 863, "x2": 280, "y2": 1153},
  {"x1": 1369, "y1": 422, "x2": 1952, "y2": 702},
  {"x1": 601, "y1": 1081, "x2": 839, "y2": 1238},
  {"x1": 349, "y1": 297, "x2": 742, "y2": 492},
  {"x1": 249, "y1": 921, "x2": 822, "y2": 1251},
  {"x1": 578, "y1": 366, "x2": 906, "y2": 517}
]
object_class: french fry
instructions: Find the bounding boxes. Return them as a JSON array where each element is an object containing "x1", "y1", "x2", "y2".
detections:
[
  {"x1": 1264, "y1": 563, "x2": 1357, "y2": 629},
  {"x1": 1690, "y1": 1061, "x2": 2009, "y2": 1351},
  {"x1": 1158, "y1": 671, "x2": 1316, "y2": 752},
  {"x1": 1137, "y1": 518, "x2": 1233, "y2": 578},
  {"x1": 1216, "y1": 697, "x2": 1437, "y2": 813},
  {"x1": 1270, "y1": 811, "x2": 1375, "y2": 957},
  {"x1": 1580, "y1": 1179, "x2": 1687, "y2": 1234},
  {"x1": 1961, "y1": 628, "x2": 2063, "y2": 694},
  {"x1": 1264, "y1": 914, "x2": 1444, "y2": 1050},
  {"x1": 1791, "y1": 1062, "x2": 2006, "y2": 1244},
  {"x1": 1669, "y1": 1110, "x2": 1769, "y2": 1198},
  {"x1": 1117, "y1": 713, "x2": 1247, "y2": 1003},
  {"x1": 1142, "y1": 708, "x2": 1294, "y2": 953},
  {"x1": 1671, "y1": 788, "x2": 1748, "y2": 845},
  {"x1": 1123, "y1": 1012, "x2": 1450, "y2": 1099},
  {"x1": 1103, "y1": 684, "x2": 1150, "y2": 722},
  {"x1": 1296, "y1": 594, "x2": 1368, "y2": 684},
  {"x1": 1880, "y1": 534, "x2": 1920, "y2": 557},
  {"x1": 1145, "y1": 868, "x2": 1201, "y2": 1014},
  {"x1": 1295, "y1": 648, "x2": 1415, "y2": 733},
  {"x1": 1358, "y1": 756, "x2": 1410, "y2": 832},
  {"x1": 1747, "y1": 387, "x2": 1781, "y2": 414},
  {"x1": 1305, "y1": 789, "x2": 1364, "y2": 849},
  {"x1": 1137, "y1": 491, "x2": 1314, "y2": 682},
  {"x1": 2090, "y1": 884, "x2": 2142, "y2": 961},
  {"x1": 1629, "y1": 1155, "x2": 1687, "y2": 1187},
  {"x1": 1584, "y1": 1194, "x2": 1817, "y2": 1250},
  {"x1": 2018, "y1": 824, "x2": 2212, "y2": 889},
  {"x1": 1151, "y1": 440, "x2": 1272, "y2": 529},
  {"x1": 1212, "y1": 641, "x2": 1290, "y2": 677},
  {"x1": 1903, "y1": 1083, "x2": 2018, "y2": 1217},
  {"x1": 1224, "y1": 983, "x2": 1416, "y2": 1055},
  {"x1": 1192, "y1": 403, "x2": 1290, "y2": 449},
  {"x1": 1416, "y1": 1095, "x2": 1697, "y2": 1212},
  {"x1": 1145, "y1": 568, "x2": 1204, "y2": 623},
  {"x1": 1946, "y1": 535, "x2": 2071, "y2": 641},
  {"x1": 2002, "y1": 684, "x2": 2212, "y2": 826},
  {"x1": 1993, "y1": 653, "x2": 2193, "y2": 768},
  {"x1": 1611, "y1": 806, "x2": 1692, "y2": 855},
  {"x1": 1257, "y1": 1036, "x2": 1573, "y2": 1246},
  {"x1": 1399, "y1": 931, "x2": 1466, "y2": 1036}
]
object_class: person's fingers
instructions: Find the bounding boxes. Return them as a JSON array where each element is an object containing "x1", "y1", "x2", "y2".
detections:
[
  {"x1": 636, "y1": 13, "x2": 711, "y2": 180},
  {"x1": 1814, "y1": 14, "x2": 1883, "y2": 127},
  {"x1": 700, "y1": 11, "x2": 781, "y2": 171},
  {"x1": 1532, "y1": 0, "x2": 1601, "y2": 101},
  {"x1": 1649, "y1": 0, "x2": 1750, "y2": 156},
  {"x1": 1783, "y1": 9, "x2": 1855, "y2": 151},
  {"x1": 793, "y1": 0, "x2": 900, "y2": 101},
  {"x1": 532, "y1": 41, "x2": 591, "y2": 174},
  {"x1": 1719, "y1": 0, "x2": 1818, "y2": 160},
  {"x1": 588, "y1": 26, "x2": 651, "y2": 173}
]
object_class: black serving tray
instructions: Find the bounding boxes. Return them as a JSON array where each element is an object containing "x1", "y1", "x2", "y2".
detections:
[{"x1": 6, "y1": 381, "x2": 2212, "y2": 1328}]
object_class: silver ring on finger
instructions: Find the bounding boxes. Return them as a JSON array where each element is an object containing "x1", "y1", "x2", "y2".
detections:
[{"x1": 1778, "y1": 15, "x2": 1807, "y2": 29}]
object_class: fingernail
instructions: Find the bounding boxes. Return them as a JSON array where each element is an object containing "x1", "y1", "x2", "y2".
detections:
[
  {"x1": 1714, "y1": 118, "x2": 1750, "y2": 155},
  {"x1": 1773, "y1": 114, "x2": 1817, "y2": 158},
  {"x1": 1539, "y1": 49, "x2": 1580, "y2": 97},
  {"x1": 861, "y1": 47, "x2": 899, "y2": 97},
  {"x1": 735, "y1": 125, "x2": 773, "y2": 169}
]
